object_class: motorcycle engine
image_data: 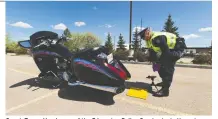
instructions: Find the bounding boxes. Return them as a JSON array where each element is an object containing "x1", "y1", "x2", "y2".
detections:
[
  {"x1": 54, "y1": 58, "x2": 68, "y2": 70},
  {"x1": 54, "y1": 58, "x2": 71, "y2": 81}
]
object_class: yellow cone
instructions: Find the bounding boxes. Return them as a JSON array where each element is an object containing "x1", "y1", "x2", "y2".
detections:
[{"x1": 126, "y1": 88, "x2": 149, "y2": 100}]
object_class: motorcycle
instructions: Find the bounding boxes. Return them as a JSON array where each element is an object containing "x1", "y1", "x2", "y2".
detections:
[{"x1": 18, "y1": 31, "x2": 131, "y2": 94}]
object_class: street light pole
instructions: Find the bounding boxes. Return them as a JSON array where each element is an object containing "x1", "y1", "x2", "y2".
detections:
[
  {"x1": 140, "y1": 18, "x2": 142, "y2": 49},
  {"x1": 129, "y1": 1, "x2": 132, "y2": 50},
  {"x1": 114, "y1": 36, "x2": 116, "y2": 50}
]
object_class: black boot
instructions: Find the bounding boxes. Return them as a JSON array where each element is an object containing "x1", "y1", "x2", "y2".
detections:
[{"x1": 153, "y1": 87, "x2": 169, "y2": 97}]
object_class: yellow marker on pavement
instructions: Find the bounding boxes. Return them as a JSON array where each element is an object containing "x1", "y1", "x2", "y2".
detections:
[{"x1": 126, "y1": 88, "x2": 148, "y2": 100}]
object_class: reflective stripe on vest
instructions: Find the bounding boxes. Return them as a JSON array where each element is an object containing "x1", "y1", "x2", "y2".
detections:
[{"x1": 146, "y1": 32, "x2": 177, "y2": 53}]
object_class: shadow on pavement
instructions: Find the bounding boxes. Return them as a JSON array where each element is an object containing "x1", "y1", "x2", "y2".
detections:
[
  {"x1": 9, "y1": 78, "x2": 115, "y2": 105},
  {"x1": 9, "y1": 77, "x2": 60, "y2": 91},
  {"x1": 58, "y1": 86, "x2": 116, "y2": 106}
]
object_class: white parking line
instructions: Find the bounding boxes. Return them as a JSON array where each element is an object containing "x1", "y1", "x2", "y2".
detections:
[
  {"x1": 7, "y1": 68, "x2": 193, "y2": 115},
  {"x1": 115, "y1": 97, "x2": 193, "y2": 115},
  {"x1": 8, "y1": 68, "x2": 38, "y2": 77},
  {"x1": 7, "y1": 68, "x2": 58, "y2": 113},
  {"x1": 6, "y1": 90, "x2": 58, "y2": 113}
]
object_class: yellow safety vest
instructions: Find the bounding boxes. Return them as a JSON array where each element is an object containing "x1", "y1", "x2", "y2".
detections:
[{"x1": 146, "y1": 31, "x2": 177, "y2": 53}]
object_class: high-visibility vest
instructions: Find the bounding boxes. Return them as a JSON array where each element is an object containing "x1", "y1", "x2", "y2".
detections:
[{"x1": 146, "y1": 31, "x2": 177, "y2": 53}]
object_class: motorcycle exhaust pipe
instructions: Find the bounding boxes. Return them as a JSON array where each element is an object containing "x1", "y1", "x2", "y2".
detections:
[
  {"x1": 81, "y1": 83, "x2": 124, "y2": 94},
  {"x1": 68, "y1": 81, "x2": 124, "y2": 94}
]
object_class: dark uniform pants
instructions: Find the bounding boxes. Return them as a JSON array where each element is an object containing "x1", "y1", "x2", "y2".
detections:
[{"x1": 158, "y1": 61, "x2": 176, "y2": 89}]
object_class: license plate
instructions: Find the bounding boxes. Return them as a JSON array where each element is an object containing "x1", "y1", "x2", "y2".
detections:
[{"x1": 107, "y1": 53, "x2": 113, "y2": 63}]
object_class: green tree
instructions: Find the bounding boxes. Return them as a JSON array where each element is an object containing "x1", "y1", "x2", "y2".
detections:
[
  {"x1": 6, "y1": 34, "x2": 10, "y2": 44},
  {"x1": 131, "y1": 28, "x2": 140, "y2": 51},
  {"x1": 162, "y1": 14, "x2": 179, "y2": 37},
  {"x1": 105, "y1": 33, "x2": 113, "y2": 53},
  {"x1": 63, "y1": 28, "x2": 72, "y2": 37},
  {"x1": 83, "y1": 32, "x2": 102, "y2": 49},
  {"x1": 5, "y1": 34, "x2": 28, "y2": 54},
  {"x1": 6, "y1": 34, "x2": 17, "y2": 53},
  {"x1": 64, "y1": 32, "x2": 102, "y2": 52},
  {"x1": 117, "y1": 33, "x2": 126, "y2": 50},
  {"x1": 14, "y1": 44, "x2": 28, "y2": 55}
]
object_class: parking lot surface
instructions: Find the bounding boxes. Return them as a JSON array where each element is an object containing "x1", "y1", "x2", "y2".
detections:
[{"x1": 6, "y1": 54, "x2": 212, "y2": 115}]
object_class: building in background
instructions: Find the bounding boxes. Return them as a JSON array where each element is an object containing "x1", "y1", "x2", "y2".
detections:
[
  {"x1": 184, "y1": 47, "x2": 211, "y2": 55},
  {"x1": 141, "y1": 47, "x2": 211, "y2": 56}
]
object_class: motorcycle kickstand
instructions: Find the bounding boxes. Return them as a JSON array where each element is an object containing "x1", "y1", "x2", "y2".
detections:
[{"x1": 147, "y1": 76, "x2": 159, "y2": 92}]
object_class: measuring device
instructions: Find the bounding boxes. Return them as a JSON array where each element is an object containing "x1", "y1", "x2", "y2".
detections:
[{"x1": 146, "y1": 75, "x2": 159, "y2": 91}]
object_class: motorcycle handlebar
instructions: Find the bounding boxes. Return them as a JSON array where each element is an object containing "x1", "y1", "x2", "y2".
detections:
[
  {"x1": 56, "y1": 36, "x2": 72, "y2": 44},
  {"x1": 33, "y1": 36, "x2": 72, "y2": 49},
  {"x1": 33, "y1": 40, "x2": 49, "y2": 49}
]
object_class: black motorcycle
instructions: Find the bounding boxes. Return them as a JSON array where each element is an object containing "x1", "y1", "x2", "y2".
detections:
[{"x1": 18, "y1": 31, "x2": 131, "y2": 94}]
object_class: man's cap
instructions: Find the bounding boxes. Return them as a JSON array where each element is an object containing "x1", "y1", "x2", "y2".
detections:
[{"x1": 137, "y1": 27, "x2": 151, "y2": 37}]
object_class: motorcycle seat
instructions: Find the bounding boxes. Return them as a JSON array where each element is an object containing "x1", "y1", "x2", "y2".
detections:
[
  {"x1": 72, "y1": 46, "x2": 106, "y2": 58},
  {"x1": 72, "y1": 48, "x2": 92, "y2": 57}
]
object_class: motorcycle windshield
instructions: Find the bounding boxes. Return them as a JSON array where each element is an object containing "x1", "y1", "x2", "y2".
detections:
[{"x1": 30, "y1": 31, "x2": 58, "y2": 46}]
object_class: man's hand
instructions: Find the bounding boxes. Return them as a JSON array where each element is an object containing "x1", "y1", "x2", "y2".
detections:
[{"x1": 152, "y1": 63, "x2": 160, "y2": 72}]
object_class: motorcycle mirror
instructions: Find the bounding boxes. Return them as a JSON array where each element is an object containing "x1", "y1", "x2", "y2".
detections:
[{"x1": 18, "y1": 40, "x2": 32, "y2": 48}]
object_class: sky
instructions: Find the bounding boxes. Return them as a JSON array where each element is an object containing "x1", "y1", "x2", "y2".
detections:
[{"x1": 6, "y1": 1, "x2": 212, "y2": 47}]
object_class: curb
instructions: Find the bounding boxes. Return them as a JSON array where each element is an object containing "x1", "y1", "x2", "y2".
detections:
[
  {"x1": 121, "y1": 61, "x2": 212, "y2": 69},
  {"x1": 174, "y1": 64, "x2": 212, "y2": 69},
  {"x1": 7, "y1": 54, "x2": 211, "y2": 69}
]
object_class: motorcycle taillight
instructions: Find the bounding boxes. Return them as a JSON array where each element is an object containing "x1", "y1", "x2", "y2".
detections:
[{"x1": 107, "y1": 61, "x2": 128, "y2": 80}]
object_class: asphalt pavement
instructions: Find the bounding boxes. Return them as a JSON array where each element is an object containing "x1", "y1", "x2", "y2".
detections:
[{"x1": 5, "y1": 54, "x2": 212, "y2": 115}]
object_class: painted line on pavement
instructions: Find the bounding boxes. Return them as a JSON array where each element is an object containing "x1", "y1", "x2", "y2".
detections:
[
  {"x1": 7, "y1": 68, "x2": 58, "y2": 113},
  {"x1": 7, "y1": 68, "x2": 193, "y2": 115},
  {"x1": 8, "y1": 68, "x2": 38, "y2": 77},
  {"x1": 115, "y1": 96, "x2": 193, "y2": 115},
  {"x1": 6, "y1": 90, "x2": 58, "y2": 113}
]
